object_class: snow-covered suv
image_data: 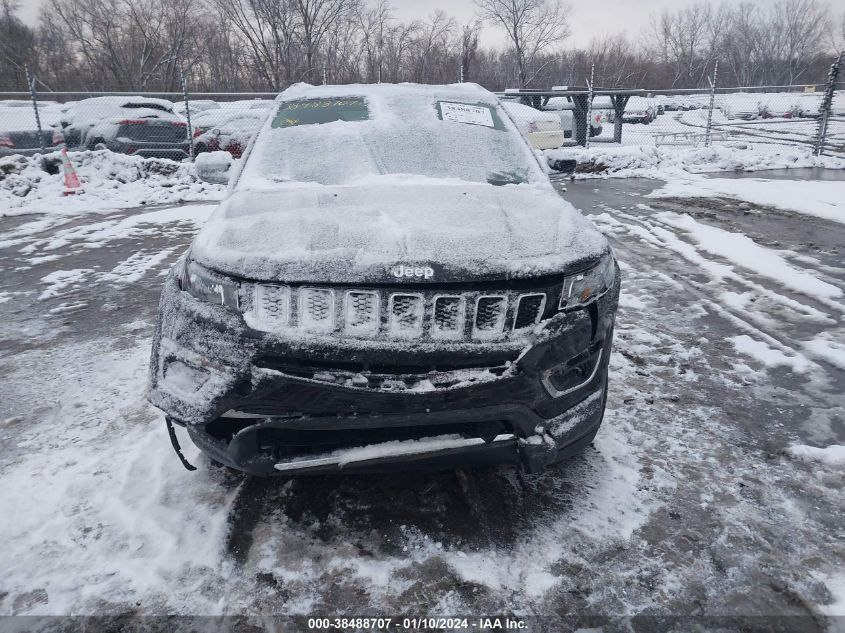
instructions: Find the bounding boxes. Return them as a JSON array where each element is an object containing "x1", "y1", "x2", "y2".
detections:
[
  {"x1": 59, "y1": 97, "x2": 191, "y2": 160},
  {"x1": 148, "y1": 83, "x2": 620, "y2": 476}
]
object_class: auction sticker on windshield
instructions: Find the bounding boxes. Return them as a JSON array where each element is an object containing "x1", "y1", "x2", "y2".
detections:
[
  {"x1": 437, "y1": 101, "x2": 496, "y2": 128},
  {"x1": 272, "y1": 97, "x2": 369, "y2": 128}
]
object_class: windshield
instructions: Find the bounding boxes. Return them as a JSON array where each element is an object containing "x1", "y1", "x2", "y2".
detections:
[{"x1": 239, "y1": 88, "x2": 545, "y2": 187}]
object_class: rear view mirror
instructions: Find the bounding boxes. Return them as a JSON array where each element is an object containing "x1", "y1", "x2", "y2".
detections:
[{"x1": 195, "y1": 151, "x2": 233, "y2": 185}]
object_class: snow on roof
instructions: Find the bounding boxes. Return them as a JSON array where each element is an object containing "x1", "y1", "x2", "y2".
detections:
[
  {"x1": 0, "y1": 106, "x2": 61, "y2": 130},
  {"x1": 71, "y1": 96, "x2": 175, "y2": 109},
  {"x1": 276, "y1": 81, "x2": 499, "y2": 105},
  {"x1": 501, "y1": 101, "x2": 562, "y2": 123}
]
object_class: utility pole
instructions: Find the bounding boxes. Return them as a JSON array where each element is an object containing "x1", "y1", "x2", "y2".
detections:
[
  {"x1": 181, "y1": 71, "x2": 194, "y2": 160},
  {"x1": 25, "y1": 66, "x2": 46, "y2": 154},
  {"x1": 705, "y1": 60, "x2": 719, "y2": 148},
  {"x1": 585, "y1": 63, "x2": 595, "y2": 149},
  {"x1": 815, "y1": 51, "x2": 843, "y2": 156}
]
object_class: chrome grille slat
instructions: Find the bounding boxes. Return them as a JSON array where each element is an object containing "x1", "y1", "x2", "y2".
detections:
[
  {"x1": 432, "y1": 295, "x2": 464, "y2": 339},
  {"x1": 345, "y1": 290, "x2": 379, "y2": 334},
  {"x1": 390, "y1": 294, "x2": 424, "y2": 336},
  {"x1": 299, "y1": 288, "x2": 334, "y2": 332},
  {"x1": 473, "y1": 296, "x2": 507, "y2": 338},
  {"x1": 255, "y1": 284, "x2": 289, "y2": 327},
  {"x1": 514, "y1": 293, "x2": 546, "y2": 330}
]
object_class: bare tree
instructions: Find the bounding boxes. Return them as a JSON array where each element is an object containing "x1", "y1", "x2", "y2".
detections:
[
  {"x1": 474, "y1": 0, "x2": 571, "y2": 88},
  {"x1": 408, "y1": 11, "x2": 455, "y2": 82},
  {"x1": 459, "y1": 20, "x2": 481, "y2": 82},
  {"x1": 0, "y1": 0, "x2": 37, "y2": 90},
  {"x1": 357, "y1": 0, "x2": 392, "y2": 82},
  {"x1": 767, "y1": 0, "x2": 828, "y2": 84},
  {"x1": 46, "y1": 0, "x2": 202, "y2": 90},
  {"x1": 210, "y1": 0, "x2": 301, "y2": 90},
  {"x1": 292, "y1": 0, "x2": 359, "y2": 81}
]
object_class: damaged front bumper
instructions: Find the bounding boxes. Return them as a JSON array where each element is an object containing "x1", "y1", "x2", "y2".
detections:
[{"x1": 148, "y1": 265, "x2": 619, "y2": 475}]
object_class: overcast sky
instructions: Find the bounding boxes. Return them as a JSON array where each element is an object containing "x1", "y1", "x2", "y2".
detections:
[{"x1": 14, "y1": 0, "x2": 843, "y2": 48}]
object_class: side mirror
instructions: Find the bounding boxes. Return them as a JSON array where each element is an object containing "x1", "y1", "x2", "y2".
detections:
[{"x1": 195, "y1": 151, "x2": 233, "y2": 185}]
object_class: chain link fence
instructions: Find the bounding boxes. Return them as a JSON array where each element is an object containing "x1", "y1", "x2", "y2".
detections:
[
  {"x1": 497, "y1": 54, "x2": 845, "y2": 159},
  {"x1": 1, "y1": 56, "x2": 843, "y2": 165}
]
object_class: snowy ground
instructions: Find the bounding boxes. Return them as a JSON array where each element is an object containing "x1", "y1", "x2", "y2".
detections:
[
  {"x1": 0, "y1": 174, "x2": 843, "y2": 630},
  {"x1": 592, "y1": 109, "x2": 845, "y2": 155}
]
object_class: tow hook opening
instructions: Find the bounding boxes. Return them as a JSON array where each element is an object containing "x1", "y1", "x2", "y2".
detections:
[{"x1": 165, "y1": 416, "x2": 197, "y2": 471}]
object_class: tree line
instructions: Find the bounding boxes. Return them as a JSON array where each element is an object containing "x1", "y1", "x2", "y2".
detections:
[{"x1": 1, "y1": 0, "x2": 843, "y2": 95}]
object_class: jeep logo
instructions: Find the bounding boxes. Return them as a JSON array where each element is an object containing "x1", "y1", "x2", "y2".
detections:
[{"x1": 391, "y1": 264, "x2": 435, "y2": 280}]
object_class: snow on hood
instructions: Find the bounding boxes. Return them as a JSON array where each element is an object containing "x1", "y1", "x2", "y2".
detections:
[{"x1": 190, "y1": 181, "x2": 608, "y2": 284}]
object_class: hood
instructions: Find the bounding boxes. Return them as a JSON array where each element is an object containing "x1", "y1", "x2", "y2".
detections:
[{"x1": 191, "y1": 181, "x2": 608, "y2": 284}]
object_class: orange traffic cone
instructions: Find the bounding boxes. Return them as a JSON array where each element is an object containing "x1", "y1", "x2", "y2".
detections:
[{"x1": 60, "y1": 148, "x2": 83, "y2": 196}]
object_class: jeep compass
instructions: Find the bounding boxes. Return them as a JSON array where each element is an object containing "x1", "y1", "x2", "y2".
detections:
[{"x1": 147, "y1": 83, "x2": 620, "y2": 475}]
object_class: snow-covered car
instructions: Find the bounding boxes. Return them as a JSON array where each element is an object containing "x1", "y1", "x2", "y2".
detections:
[
  {"x1": 222, "y1": 99, "x2": 276, "y2": 111},
  {"x1": 173, "y1": 100, "x2": 221, "y2": 118},
  {"x1": 721, "y1": 94, "x2": 763, "y2": 120},
  {"x1": 759, "y1": 101, "x2": 802, "y2": 119},
  {"x1": 191, "y1": 109, "x2": 267, "y2": 158},
  {"x1": 621, "y1": 97, "x2": 656, "y2": 124},
  {"x1": 59, "y1": 97, "x2": 191, "y2": 160},
  {"x1": 0, "y1": 106, "x2": 64, "y2": 156},
  {"x1": 500, "y1": 101, "x2": 565, "y2": 149},
  {"x1": 543, "y1": 96, "x2": 603, "y2": 137},
  {"x1": 147, "y1": 83, "x2": 620, "y2": 476}
]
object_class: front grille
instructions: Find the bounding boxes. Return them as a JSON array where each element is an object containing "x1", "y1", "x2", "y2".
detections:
[{"x1": 249, "y1": 283, "x2": 557, "y2": 342}]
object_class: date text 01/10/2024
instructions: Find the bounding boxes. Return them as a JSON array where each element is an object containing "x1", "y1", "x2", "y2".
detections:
[{"x1": 306, "y1": 617, "x2": 527, "y2": 629}]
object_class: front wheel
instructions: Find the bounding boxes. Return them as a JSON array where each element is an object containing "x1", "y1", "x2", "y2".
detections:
[{"x1": 193, "y1": 143, "x2": 209, "y2": 158}]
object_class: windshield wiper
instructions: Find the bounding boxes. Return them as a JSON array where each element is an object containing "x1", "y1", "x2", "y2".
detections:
[{"x1": 486, "y1": 170, "x2": 526, "y2": 186}]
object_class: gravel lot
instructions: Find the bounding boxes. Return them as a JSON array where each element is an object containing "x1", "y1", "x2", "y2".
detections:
[{"x1": 0, "y1": 174, "x2": 843, "y2": 632}]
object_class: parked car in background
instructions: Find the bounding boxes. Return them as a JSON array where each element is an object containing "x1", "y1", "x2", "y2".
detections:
[
  {"x1": 543, "y1": 96, "x2": 603, "y2": 138},
  {"x1": 721, "y1": 94, "x2": 762, "y2": 120},
  {"x1": 222, "y1": 99, "x2": 276, "y2": 111},
  {"x1": 500, "y1": 101, "x2": 565, "y2": 149},
  {"x1": 621, "y1": 97, "x2": 656, "y2": 124},
  {"x1": 59, "y1": 96, "x2": 191, "y2": 160},
  {"x1": 0, "y1": 105, "x2": 64, "y2": 156},
  {"x1": 760, "y1": 101, "x2": 802, "y2": 119},
  {"x1": 191, "y1": 109, "x2": 268, "y2": 158},
  {"x1": 174, "y1": 100, "x2": 221, "y2": 118}
]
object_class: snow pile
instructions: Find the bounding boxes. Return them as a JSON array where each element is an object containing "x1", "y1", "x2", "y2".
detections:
[
  {"x1": 543, "y1": 145, "x2": 845, "y2": 178},
  {"x1": 787, "y1": 444, "x2": 845, "y2": 467},
  {"x1": 0, "y1": 150, "x2": 226, "y2": 216},
  {"x1": 655, "y1": 212, "x2": 843, "y2": 301},
  {"x1": 729, "y1": 335, "x2": 813, "y2": 374},
  {"x1": 650, "y1": 177, "x2": 845, "y2": 225},
  {"x1": 803, "y1": 336, "x2": 845, "y2": 370}
]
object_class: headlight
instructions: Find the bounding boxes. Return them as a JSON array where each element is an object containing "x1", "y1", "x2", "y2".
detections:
[
  {"x1": 182, "y1": 260, "x2": 239, "y2": 309},
  {"x1": 559, "y1": 253, "x2": 616, "y2": 309}
]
